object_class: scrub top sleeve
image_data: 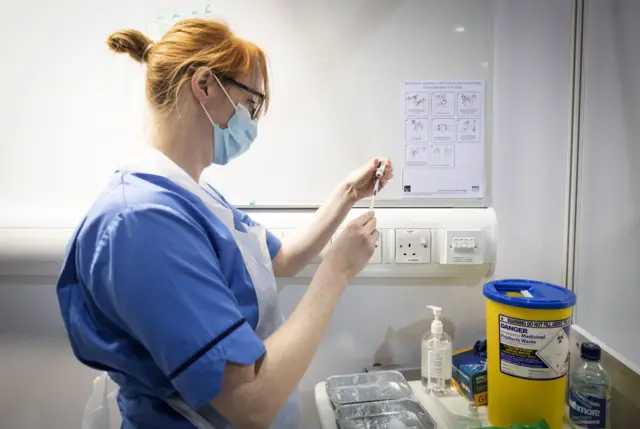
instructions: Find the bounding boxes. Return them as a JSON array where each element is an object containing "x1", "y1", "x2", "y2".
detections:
[{"x1": 95, "y1": 205, "x2": 266, "y2": 410}]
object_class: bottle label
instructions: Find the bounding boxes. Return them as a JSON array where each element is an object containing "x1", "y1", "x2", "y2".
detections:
[
  {"x1": 427, "y1": 349, "x2": 452, "y2": 379},
  {"x1": 498, "y1": 314, "x2": 572, "y2": 380},
  {"x1": 428, "y1": 350, "x2": 443, "y2": 376},
  {"x1": 569, "y1": 388, "x2": 609, "y2": 428}
]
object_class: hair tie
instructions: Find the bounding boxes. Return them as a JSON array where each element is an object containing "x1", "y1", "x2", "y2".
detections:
[{"x1": 142, "y1": 43, "x2": 154, "y2": 61}]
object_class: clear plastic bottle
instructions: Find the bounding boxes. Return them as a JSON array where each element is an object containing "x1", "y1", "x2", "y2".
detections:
[
  {"x1": 568, "y1": 342, "x2": 611, "y2": 429},
  {"x1": 467, "y1": 404, "x2": 483, "y2": 429},
  {"x1": 421, "y1": 305, "x2": 452, "y2": 394}
]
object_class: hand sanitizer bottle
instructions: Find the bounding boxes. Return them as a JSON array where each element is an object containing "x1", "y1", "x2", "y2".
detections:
[{"x1": 421, "y1": 305, "x2": 452, "y2": 394}]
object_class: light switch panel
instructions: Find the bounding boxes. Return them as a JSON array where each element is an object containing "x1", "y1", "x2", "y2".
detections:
[{"x1": 441, "y1": 229, "x2": 485, "y2": 264}]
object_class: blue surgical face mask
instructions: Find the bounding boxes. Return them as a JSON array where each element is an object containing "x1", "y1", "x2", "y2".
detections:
[{"x1": 200, "y1": 77, "x2": 258, "y2": 166}]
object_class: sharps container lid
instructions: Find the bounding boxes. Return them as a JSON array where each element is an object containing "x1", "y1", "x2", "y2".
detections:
[{"x1": 483, "y1": 279, "x2": 576, "y2": 310}]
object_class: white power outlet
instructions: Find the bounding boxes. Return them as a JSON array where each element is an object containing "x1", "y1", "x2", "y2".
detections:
[{"x1": 395, "y1": 229, "x2": 431, "y2": 264}]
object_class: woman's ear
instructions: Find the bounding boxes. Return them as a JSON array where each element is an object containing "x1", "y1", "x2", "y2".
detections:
[{"x1": 191, "y1": 67, "x2": 213, "y2": 103}]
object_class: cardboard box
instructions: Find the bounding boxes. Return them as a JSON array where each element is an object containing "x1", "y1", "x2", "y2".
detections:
[{"x1": 451, "y1": 346, "x2": 488, "y2": 406}]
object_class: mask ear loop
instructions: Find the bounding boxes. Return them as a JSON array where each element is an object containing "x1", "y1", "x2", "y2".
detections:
[
  {"x1": 199, "y1": 73, "x2": 237, "y2": 125},
  {"x1": 212, "y1": 74, "x2": 237, "y2": 111},
  {"x1": 200, "y1": 100, "x2": 216, "y2": 126}
]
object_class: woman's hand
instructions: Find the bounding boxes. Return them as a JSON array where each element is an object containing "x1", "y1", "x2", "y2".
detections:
[
  {"x1": 322, "y1": 211, "x2": 379, "y2": 284},
  {"x1": 272, "y1": 159, "x2": 391, "y2": 278},
  {"x1": 343, "y1": 158, "x2": 394, "y2": 203}
]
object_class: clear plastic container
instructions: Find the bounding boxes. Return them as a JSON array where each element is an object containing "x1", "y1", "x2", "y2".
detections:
[
  {"x1": 421, "y1": 305, "x2": 452, "y2": 394},
  {"x1": 568, "y1": 342, "x2": 611, "y2": 429},
  {"x1": 325, "y1": 370, "x2": 413, "y2": 407}
]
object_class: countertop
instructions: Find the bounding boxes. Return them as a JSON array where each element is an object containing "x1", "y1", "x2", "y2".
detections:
[{"x1": 314, "y1": 380, "x2": 572, "y2": 429}]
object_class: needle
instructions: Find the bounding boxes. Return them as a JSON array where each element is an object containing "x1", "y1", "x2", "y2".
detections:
[{"x1": 368, "y1": 162, "x2": 385, "y2": 211}]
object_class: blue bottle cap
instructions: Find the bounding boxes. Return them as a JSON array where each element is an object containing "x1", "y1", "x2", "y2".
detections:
[{"x1": 581, "y1": 342, "x2": 602, "y2": 361}]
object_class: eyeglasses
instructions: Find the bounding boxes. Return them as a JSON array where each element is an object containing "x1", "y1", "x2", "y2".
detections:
[{"x1": 219, "y1": 75, "x2": 266, "y2": 120}]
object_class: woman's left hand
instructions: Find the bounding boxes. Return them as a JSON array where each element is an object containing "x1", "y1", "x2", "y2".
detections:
[{"x1": 343, "y1": 158, "x2": 394, "y2": 203}]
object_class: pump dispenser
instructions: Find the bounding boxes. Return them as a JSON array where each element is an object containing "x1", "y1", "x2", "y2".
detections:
[
  {"x1": 421, "y1": 305, "x2": 453, "y2": 394},
  {"x1": 429, "y1": 305, "x2": 443, "y2": 335}
]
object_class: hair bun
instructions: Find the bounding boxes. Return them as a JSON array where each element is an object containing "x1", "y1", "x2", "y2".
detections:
[{"x1": 107, "y1": 29, "x2": 154, "y2": 64}]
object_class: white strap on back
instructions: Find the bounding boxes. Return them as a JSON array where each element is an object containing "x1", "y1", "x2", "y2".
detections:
[
  {"x1": 81, "y1": 373, "x2": 118, "y2": 429},
  {"x1": 166, "y1": 397, "x2": 218, "y2": 429}
]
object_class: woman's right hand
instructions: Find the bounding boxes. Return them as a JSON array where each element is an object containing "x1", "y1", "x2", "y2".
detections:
[{"x1": 323, "y1": 211, "x2": 379, "y2": 283}]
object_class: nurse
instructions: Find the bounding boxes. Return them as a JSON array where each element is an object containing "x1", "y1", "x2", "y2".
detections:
[{"x1": 56, "y1": 18, "x2": 393, "y2": 429}]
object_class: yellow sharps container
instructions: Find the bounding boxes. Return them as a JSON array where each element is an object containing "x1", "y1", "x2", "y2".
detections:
[{"x1": 483, "y1": 279, "x2": 576, "y2": 429}]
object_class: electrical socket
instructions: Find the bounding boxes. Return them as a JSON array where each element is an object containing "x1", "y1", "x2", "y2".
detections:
[{"x1": 395, "y1": 228, "x2": 431, "y2": 264}]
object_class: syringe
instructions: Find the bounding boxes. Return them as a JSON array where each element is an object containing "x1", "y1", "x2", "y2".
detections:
[{"x1": 368, "y1": 162, "x2": 386, "y2": 211}]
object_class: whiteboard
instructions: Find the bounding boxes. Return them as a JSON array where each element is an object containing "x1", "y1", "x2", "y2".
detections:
[{"x1": 0, "y1": 0, "x2": 493, "y2": 213}]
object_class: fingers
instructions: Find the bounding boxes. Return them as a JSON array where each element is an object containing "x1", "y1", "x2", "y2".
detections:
[
  {"x1": 349, "y1": 211, "x2": 378, "y2": 235},
  {"x1": 375, "y1": 158, "x2": 394, "y2": 190},
  {"x1": 365, "y1": 158, "x2": 380, "y2": 177},
  {"x1": 361, "y1": 158, "x2": 393, "y2": 190},
  {"x1": 368, "y1": 228, "x2": 380, "y2": 246},
  {"x1": 374, "y1": 158, "x2": 393, "y2": 176},
  {"x1": 362, "y1": 215, "x2": 377, "y2": 234},
  {"x1": 352, "y1": 210, "x2": 375, "y2": 226}
]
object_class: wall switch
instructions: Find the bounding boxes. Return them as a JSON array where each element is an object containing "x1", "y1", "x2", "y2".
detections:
[
  {"x1": 441, "y1": 229, "x2": 485, "y2": 264},
  {"x1": 395, "y1": 229, "x2": 431, "y2": 263}
]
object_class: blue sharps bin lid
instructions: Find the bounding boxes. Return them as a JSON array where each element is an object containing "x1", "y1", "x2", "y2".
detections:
[{"x1": 483, "y1": 279, "x2": 576, "y2": 310}]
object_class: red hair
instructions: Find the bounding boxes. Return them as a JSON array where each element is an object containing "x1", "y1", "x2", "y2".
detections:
[{"x1": 107, "y1": 19, "x2": 269, "y2": 116}]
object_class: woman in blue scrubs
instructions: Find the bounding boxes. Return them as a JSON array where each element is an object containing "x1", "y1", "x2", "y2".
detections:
[{"x1": 56, "y1": 18, "x2": 393, "y2": 429}]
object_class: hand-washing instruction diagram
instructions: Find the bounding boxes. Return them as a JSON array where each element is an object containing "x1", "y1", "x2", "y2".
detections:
[
  {"x1": 431, "y1": 92, "x2": 455, "y2": 116},
  {"x1": 405, "y1": 92, "x2": 429, "y2": 116},
  {"x1": 405, "y1": 118, "x2": 429, "y2": 143},
  {"x1": 457, "y1": 118, "x2": 481, "y2": 142},
  {"x1": 146, "y1": 1, "x2": 213, "y2": 41},
  {"x1": 406, "y1": 145, "x2": 429, "y2": 167},
  {"x1": 431, "y1": 145, "x2": 455, "y2": 168},
  {"x1": 457, "y1": 92, "x2": 482, "y2": 116},
  {"x1": 401, "y1": 81, "x2": 485, "y2": 198},
  {"x1": 431, "y1": 118, "x2": 455, "y2": 142}
]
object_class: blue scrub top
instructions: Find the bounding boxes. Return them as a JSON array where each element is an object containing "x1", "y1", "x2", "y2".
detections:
[{"x1": 56, "y1": 171, "x2": 282, "y2": 428}]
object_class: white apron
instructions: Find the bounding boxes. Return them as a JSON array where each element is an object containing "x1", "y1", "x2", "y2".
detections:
[{"x1": 81, "y1": 148, "x2": 301, "y2": 429}]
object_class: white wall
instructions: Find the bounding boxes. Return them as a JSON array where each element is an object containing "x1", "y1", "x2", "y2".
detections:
[
  {"x1": 0, "y1": 1, "x2": 574, "y2": 428},
  {"x1": 0, "y1": 0, "x2": 494, "y2": 210},
  {"x1": 574, "y1": 0, "x2": 640, "y2": 373},
  {"x1": 285, "y1": 1, "x2": 575, "y2": 420}
]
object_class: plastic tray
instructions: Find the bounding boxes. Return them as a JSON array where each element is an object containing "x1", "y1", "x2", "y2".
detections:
[
  {"x1": 336, "y1": 398, "x2": 437, "y2": 429},
  {"x1": 326, "y1": 370, "x2": 413, "y2": 407}
]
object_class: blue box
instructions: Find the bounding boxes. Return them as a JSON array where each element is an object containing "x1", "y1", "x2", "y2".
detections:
[{"x1": 452, "y1": 346, "x2": 488, "y2": 405}]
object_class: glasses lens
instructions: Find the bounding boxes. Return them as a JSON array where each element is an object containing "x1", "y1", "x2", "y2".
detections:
[{"x1": 253, "y1": 98, "x2": 264, "y2": 120}]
